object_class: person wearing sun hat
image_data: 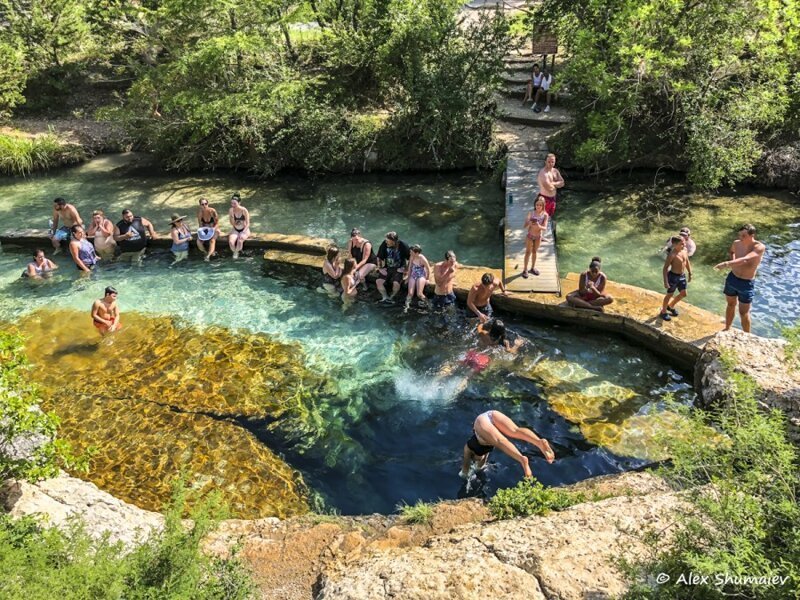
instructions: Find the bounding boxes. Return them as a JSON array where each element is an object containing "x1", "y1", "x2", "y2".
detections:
[{"x1": 169, "y1": 213, "x2": 192, "y2": 264}]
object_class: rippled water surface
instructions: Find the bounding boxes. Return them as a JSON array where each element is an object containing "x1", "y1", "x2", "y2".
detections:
[{"x1": 0, "y1": 249, "x2": 695, "y2": 516}]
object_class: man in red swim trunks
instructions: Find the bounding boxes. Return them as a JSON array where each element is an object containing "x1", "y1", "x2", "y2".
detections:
[
  {"x1": 91, "y1": 286, "x2": 121, "y2": 335},
  {"x1": 536, "y1": 153, "x2": 565, "y2": 218}
]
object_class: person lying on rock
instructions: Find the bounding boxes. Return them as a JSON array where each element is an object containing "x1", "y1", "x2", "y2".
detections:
[{"x1": 460, "y1": 410, "x2": 555, "y2": 479}]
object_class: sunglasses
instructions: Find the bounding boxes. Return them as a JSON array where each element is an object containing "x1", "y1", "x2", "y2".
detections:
[{"x1": 200, "y1": 202, "x2": 208, "y2": 206}]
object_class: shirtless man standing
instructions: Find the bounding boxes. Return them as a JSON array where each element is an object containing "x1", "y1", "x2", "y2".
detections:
[
  {"x1": 50, "y1": 197, "x2": 83, "y2": 254},
  {"x1": 467, "y1": 272, "x2": 507, "y2": 323},
  {"x1": 714, "y1": 224, "x2": 766, "y2": 333},
  {"x1": 536, "y1": 153, "x2": 565, "y2": 218},
  {"x1": 432, "y1": 250, "x2": 459, "y2": 309},
  {"x1": 660, "y1": 236, "x2": 692, "y2": 321},
  {"x1": 91, "y1": 286, "x2": 121, "y2": 335}
]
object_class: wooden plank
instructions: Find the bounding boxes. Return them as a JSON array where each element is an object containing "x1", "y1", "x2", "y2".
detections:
[{"x1": 503, "y1": 153, "x2": 561, "y2": 294}]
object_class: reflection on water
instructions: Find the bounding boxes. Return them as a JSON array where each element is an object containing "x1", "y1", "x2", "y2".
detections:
[
  {"x1": 0, "y1": 250, "x2": 700, "y2": 515},
  {"x1": 556, "y1": 186, "x2": 800, "y2": 336}
]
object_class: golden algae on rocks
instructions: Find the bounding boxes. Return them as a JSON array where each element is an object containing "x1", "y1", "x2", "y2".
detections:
[{"x1": 13, "y1": 308, "x2": 325, "y2": 518}]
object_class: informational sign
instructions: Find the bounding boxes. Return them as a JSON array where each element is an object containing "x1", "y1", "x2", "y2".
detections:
[{"x1": 532, "y1": 29, "x2": 558, "y2": 55}]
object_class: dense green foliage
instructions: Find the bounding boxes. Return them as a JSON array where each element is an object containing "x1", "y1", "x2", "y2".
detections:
[
  {"x1": 489, "y1": 477, "x2": 585, "y2": 519},
  {"x1": 534, "y1": 0, "x2": 800, "y2": 189},
  {"x1": 1, "y1": 0, "x2": 510, "y2": 174},
  {"x1": 0, "y1": 481, "x2": 255, "y2": 599},
  {"x1": 782, "y1": 322, "x2": 800, "y2": 367},
  {"x1": 624, "y1": 354, "x2": 800, "y2": 598},
  {"x1": 397, "y1": 500, "x2": 434, "y2": 525},
  {"x1": 0, "y1": 132, "x2": 86, "y2": 176},
  {"x1": 0, "y1": 331, "x2": 84, "y2": 481},
  {"x1": 0, "y1": 40, "x2": 26, "y2": 118}
]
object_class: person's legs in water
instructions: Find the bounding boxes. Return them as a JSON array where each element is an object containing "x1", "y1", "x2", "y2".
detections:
[
  {"x1": 228, "y1": 231, "x2": 238, "y2": 254},
  {"x1": 376, "y1": 273, "x2": 389, "y2": 301},
  {"x1": 415, "y1": 274, "x2": 427, "y2": 303},
  {"x1": 404, "y1": 275, "x2": 416, "y2": 310}
]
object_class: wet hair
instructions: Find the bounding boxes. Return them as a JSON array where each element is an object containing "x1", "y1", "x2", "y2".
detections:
[
  {"x1": 92, "y1": 209, "x2": 105, "y2": 217},
  {"x1": 445, "y1": 250, "x2": 456, "y2": 260},
  {"x1": 350, "y1": 227, "x2": 361, "y2": 237},
  {"x1": 104, "y1": 286, "x2": 117, "y2": 296},
  {"x1": 671, "y1": 235, "x2": 683, "y2": 245},
  {"x1": 122, "y1": 208, "x2": 133, "y2": 217},
  {"x1": 487, "y1": 319, "x2": 507, "y2": 344},
  {"x1": 589, "y1": 260, "x2": 601, "y2": 271},
  {"x1": 70, "y1": 224, "x2": 83, "y2": 234},
  {"x1": 33, "y1": 248, "x2": 45, "y2": 258},
  {"x1": 410, "y1": 244, "x2": 421, "y2": 253},
  {"x1": 385, "y1": 231, "x2": 398, "y2": 242},
  {"x1": 481, "y1": 273, "x2": 494, "y2": 286},
  {"x1": 739, "y1": 223, "x2": 756, "y2": 236},
  {"x1": 591, "y1": 256, "x2": 601, "y2": 263},
  {"x1": 326, "y1": 245, "x2": 339, "y2": 262},
  {"x1": 53, "y1": 197, "x2": 66, "y2": 206},
  {"x1": 342, "y1": 258, "x2": 356, "y2": 276}
]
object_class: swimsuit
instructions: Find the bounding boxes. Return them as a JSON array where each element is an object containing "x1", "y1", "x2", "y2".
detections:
[
  {"x1": 666, "y1": 271, "x2": 687, "y2": 293},
  {"x1": 323, "y1": 261, "x2": 343, "y2": 292},
  {"x1": 579, "y1": 271, "x2": 605, "y2": 302},
  {"x1": 76, "y1": 238, "x2": 97, "y2": 269},
  {"x1": 171, "y1": 226, "x2": 191, "y2": 253},
  {"x1": 527, "y1": 212, "x2": 547, "y2": 240},
  {"x1": 200, "y1": 213, "x2": 217, "y2": 227},
  {"x1": 351, "y1": 241, "x2": 377, "y2": 265},
  {"x1": 233, "y1": 211, "x2": 246, "y2": 233},
  {"x1": 541, "y1": 195, "x2": 557, "y2": 218},
  {"x1": 93, "y1": 315, "x2": 121, "y2": 333},
  {"x1": 467, "y1": 411, "x2": 496, "y2": 456},
  {"x1": 475, "y1": 302, "x2": 492, "y2": 317},
  {"x1": 23, "y1": 260, "x2": 51, "y2": 278},
  {"x1": 408, "y1": 261, "x2": 426, "y2": 286},
  {"x1": 724, "y1": 272, "x2": 755, "y2": 304},
  {"x1": 432, "y1": 292, "x2": 456, "y2": 308},
  {"x1": 53, "y1": 225, "x2": 70, "y2": 242}
]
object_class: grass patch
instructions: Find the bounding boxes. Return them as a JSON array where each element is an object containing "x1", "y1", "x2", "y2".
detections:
[
  {"x1": 782, "y1": 321, "x2": 800, "y2": 368},
  {"x1": 397, "y1": 500, "x2": 435, "y2": 525},
  {"x1": 489, "y1": 478, "x2": 586, "y2": 519},
  {"x1": 0, "y1": 131, "x2": 85, "y2": 176}
]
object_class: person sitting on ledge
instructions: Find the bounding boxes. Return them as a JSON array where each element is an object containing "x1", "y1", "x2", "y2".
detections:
[
  {"x1": 433, "y1": 250, "x2": 459, "y2": 309},
  {"x1": 376, "y1": 231, "x2": 410, "y2": 303},
  {"x1": 49, "y1": 197, "x2": 83, "y2": 254},
  {"x1": 346, "y1": 228, "x2": 378, "y2": 290},
  {"x1": 114, "y1": 209, "x2": 157, "y2": 264},
  {"x1": 460, "y1": 409, "x2": 555, "y2": 479},
  {"x1": 520, "y1": 63, "x2": 543, "y2": 107},
  {"x1": 566, "y1": 257, "x2": 614, "y2": 311}
]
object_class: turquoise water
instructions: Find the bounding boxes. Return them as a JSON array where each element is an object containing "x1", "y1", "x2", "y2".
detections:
[
  {"x1": 0, "y1": 248, "x2": 693, "y2": 514},
  {"x1": 0, "y1": 154, "x2": 504, "y2": 268}
]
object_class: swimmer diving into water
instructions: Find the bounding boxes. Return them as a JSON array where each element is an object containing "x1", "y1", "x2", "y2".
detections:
[{"x1": 461, "y1": 410, "x2": 555, "y2": 479}]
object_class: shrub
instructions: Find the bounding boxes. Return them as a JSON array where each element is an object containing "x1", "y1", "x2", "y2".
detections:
[
  {"x1": 782, "y1": 322, "x2": 800, "y2": 368},
  {"x1": 0, "y1": 330, "x2": 85, "y2": 482},
  {"x1": 489, "y1": 478, "x2": 585, "y2": 520},
  {"x1": 397, "y1": 500, "x2": 435, "y2": 525},
  {"x1": 0, "y1": 480, "x2": 255, "y2": 599},
  {"x1": 623, "y1": 356, "x2": 800, "y2": 598},
  {"x1": 0, "y1": 132, "x2": 85, "y2": 176}
]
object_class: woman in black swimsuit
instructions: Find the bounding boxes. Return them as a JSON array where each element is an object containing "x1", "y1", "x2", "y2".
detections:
[
  {"x1": 347, "y1": 228, "x2": 378, "y2": 287},
  {"x1": 227, "y1": 192, "x2": 250, "y2": 259},
  {"x1": 321, "y1": 245, "x2": 343, "y2": 297},
  {"x1": 196, "y1": 197, "x2": 220, "y2": 261}
]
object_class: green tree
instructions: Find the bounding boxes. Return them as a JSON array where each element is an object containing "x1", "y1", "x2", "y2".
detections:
[
  {"x1": 535, "y1": 0, "x2": 800, "y2": 189},
  {"x1": 0, "y1": 41, "x2": 26, "y2": 119},
  {"x1": 1, "y1": 0, "x2": 92, "y2": 70}
]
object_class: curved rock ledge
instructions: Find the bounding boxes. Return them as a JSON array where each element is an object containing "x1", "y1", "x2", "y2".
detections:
[{"x1": 2, "y1": 471, "x2": 681, "y2": 600}]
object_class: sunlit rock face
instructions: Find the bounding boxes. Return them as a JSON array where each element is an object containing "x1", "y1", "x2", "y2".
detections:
[{"x1": 15, "y1": 309, "x2": 318, "y2": 518}]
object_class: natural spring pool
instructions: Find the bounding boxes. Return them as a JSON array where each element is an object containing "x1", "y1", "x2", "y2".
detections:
[{"x1": 0, "y1": 249, "x2": 694, "y2": 517}]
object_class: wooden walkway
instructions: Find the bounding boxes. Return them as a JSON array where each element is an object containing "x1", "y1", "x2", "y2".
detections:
[{"x1": 503, "y1": 155, "x2": 561, "y2": 294}]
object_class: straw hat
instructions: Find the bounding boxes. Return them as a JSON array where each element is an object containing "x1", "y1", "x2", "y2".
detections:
[{"x1": 170, "y1": 213, "x2": 187, "y2": 225}]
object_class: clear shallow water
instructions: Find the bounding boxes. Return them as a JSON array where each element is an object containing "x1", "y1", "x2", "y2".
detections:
[
  {"x1": 0, "y1": 154, "x2": 504, "y2": 267},
  {"x1": 0, "y1": 248, "x2": 694, "y2": 515},
  {"x1": 556, "y1": 187, "x2": 800, "y2": 337}
]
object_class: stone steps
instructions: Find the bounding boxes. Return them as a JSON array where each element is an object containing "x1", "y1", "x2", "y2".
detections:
[{"x1": 496, "y1": 96, "x2": 572, "y2": 127}]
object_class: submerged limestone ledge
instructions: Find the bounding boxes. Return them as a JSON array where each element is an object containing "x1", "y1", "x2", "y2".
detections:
[{"x1": 13, "y1": 308, "x2": 319, "y2": 518}]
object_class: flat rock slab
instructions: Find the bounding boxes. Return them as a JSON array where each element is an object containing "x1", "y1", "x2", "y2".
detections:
[
  {"x1": 0, "y1": 228, "x2": 331, "y2": 255},
  {"x1": 497, "y1": 96, "x2": 572, "y2": 127}
]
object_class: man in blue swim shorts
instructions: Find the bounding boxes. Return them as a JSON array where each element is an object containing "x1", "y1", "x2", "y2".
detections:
[
  {"x1": 433, "y1": 250, "x2": 459, "y2": 309},
  {"x1": 715, "y1": 224, "x2": 765, "y2": 333},
  {"x1": 49, "y1": 197, "x2": 83, "y2": 254}
]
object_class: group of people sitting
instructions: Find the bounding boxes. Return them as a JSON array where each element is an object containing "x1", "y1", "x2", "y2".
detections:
[{"x1": 31, "y1": 193, "x2": 254, "y2": 277}]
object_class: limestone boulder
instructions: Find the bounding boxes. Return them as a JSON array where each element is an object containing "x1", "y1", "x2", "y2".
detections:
[
  {"x1": 0, "y1": 473, "x2": 163, "y2": 546},
  {"x1": 695, "y1": 329, "x2": 800, "y2": 437}
]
